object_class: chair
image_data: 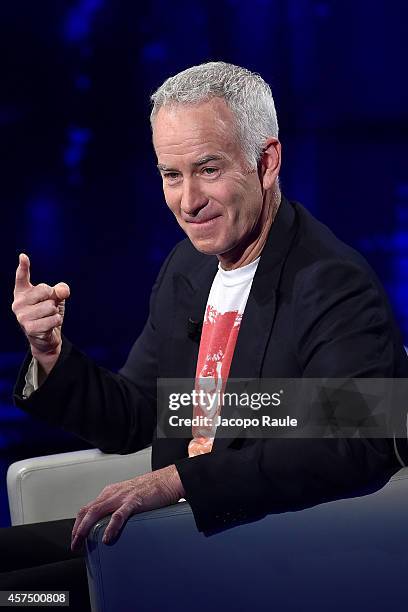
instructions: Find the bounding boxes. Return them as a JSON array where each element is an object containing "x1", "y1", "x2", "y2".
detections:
[
  {"x1": 7, "y1": 450, "x2": 408, "y2": 612},
  {"x1": 85, "y1": 469, "x2": 408, "y2": 612},
  {"x1": 7, "y1": 446, "x2": 152, "y2": 525}
]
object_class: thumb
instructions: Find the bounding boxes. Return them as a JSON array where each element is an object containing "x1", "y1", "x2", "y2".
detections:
[
  {"x1": 51, "y1": 282, "x2": 70, "y2": 303},
  {"x1": 14, "y1": 253, "x2": 32, "y2": 293}
]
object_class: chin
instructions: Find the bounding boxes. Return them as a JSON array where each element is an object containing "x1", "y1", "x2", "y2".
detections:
[
  {"x1": 188, "y1": 237, "x2": 235, "y2": 258},
  {"x1": 189, "y1": 240, "x2": 220, "y2": 256}
]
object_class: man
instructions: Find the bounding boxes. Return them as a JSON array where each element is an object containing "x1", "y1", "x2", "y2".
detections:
[{"x1": 4, "y1": 62, "x2": 408, "y2": 603}]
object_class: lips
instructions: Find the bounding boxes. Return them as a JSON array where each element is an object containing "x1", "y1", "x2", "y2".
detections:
[{"x1": 186, "y1": 215, "x2": 222, "y2": 225}]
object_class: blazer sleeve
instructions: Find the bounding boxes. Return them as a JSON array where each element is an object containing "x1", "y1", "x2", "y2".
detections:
[
  {"x1": 13, "y1": 246, "x2": 178, "y2": 454},
  {"x1": 175, "y1": 259, "x2": 405, "y2": 533}
]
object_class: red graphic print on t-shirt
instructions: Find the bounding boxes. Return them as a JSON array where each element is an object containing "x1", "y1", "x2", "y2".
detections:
[{"x1": 188, "y1": 304, "x2": 242, "y2": 456}]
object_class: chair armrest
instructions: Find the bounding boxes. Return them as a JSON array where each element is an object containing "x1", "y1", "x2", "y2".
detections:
[
  {"x1": 7, "y1": 447, "x2": 152, "y2": 525},
  {"x1": 85, "y1": 468, "x2": 408, "y2": 612}
]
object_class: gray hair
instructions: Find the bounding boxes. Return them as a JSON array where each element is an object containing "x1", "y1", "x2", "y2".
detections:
[{"x1": 150, "y1": 61, "x2": 279, "y2": 168}]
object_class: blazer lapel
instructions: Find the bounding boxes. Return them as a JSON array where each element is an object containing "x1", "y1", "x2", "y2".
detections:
[
  {"x1": 164, "y1": 257, "x2": 218, "y2": 379},
  {"x1": 213, "y1": 196, "x2": 299, "y2": 451},
  {"x1": 230, "y1": 195, "x2": 298, "y2": 379},
  {"x1": 154, "y1": 256, "x2": 218, "y2": 468}
]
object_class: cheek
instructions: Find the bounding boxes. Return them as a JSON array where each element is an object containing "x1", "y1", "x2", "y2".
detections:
[
  {"x1": 210, "y1": 180, "x2": 243, "y2": 208},
  {"x1": 220, "y1": 186, "x2": 251, "y2": 220},
  {"x1": 163, "y1": 188, "x2": 180, "y2": 215}
]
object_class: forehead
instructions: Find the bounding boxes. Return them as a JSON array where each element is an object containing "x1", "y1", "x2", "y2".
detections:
[{"x1": 152, "y1": 98, "x2": 242, "y2": 165}]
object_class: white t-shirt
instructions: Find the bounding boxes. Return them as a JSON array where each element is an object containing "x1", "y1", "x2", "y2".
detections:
[{"x1": 188, "y1": 257, "x2": 260, "y2": 457}]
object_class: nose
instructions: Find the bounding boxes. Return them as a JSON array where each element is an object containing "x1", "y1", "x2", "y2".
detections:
[{"x1": 180, "y1": 178, "x2": 208, "y2": 217}]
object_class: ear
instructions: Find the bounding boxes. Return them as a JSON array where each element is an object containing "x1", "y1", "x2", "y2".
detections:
[{"x1": 260, "y1": 138, "x2": 281, "y2": 190}]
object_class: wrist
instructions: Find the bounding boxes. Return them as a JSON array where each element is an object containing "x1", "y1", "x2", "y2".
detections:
[
  {"x1": 162, "y1": 464, "x2": 185, "y2": 501},
  {"x1": 30, "y1": 345, "x2": 61, "y2": 377}
]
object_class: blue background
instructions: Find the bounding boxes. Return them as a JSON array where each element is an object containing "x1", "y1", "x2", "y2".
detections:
[{"x1": 1, "y1": 0, "x2": 407, "y2": 527}]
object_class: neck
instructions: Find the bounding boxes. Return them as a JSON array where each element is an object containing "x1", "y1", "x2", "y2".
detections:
[{"x1": 218, "y1": 188, "x2": 281, "y2": 270}]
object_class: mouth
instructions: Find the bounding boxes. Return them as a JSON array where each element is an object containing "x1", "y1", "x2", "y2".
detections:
[{"x1": 186, "y1": 215, "x2": 222, "y2": 227}]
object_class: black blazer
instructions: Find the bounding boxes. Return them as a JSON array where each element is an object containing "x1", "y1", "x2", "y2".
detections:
[{"x1": 14, "y1": 196, "x2": 408, "y2": 533}]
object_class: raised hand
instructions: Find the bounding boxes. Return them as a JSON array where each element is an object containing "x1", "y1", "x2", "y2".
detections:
[{"x1": 12, "y1": 253, "x2": 70, "y2": 375}]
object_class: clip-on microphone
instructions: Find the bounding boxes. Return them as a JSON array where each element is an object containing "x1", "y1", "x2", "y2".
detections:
[{"x1": 187, "y1": 317, "x2": 203, "y2": 342}]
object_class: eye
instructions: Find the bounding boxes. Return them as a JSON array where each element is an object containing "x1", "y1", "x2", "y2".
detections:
[
  {"x1": 201, "y1": 167, "x2": 220, "y2": 178},
  {"x1": 163, "y1": 172, "x2": 181, "y2": 184}
]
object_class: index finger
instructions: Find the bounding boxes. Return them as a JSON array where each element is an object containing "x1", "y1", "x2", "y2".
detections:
[
  {"x1": 14, "y1": 253, "x2": 31, "y2": 293},
  {"x1": 71, "y1": 501, "x2": 117, "y2": 551}
]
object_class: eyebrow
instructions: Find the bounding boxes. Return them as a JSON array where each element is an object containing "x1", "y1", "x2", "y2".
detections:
[{"x1": 157, "y1": 154, "x2": 224, "y2": 172}]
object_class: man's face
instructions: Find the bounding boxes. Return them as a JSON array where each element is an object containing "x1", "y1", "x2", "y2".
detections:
[{"x1": 153, "y1": 98, "x2": 267, "y2": 260}]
